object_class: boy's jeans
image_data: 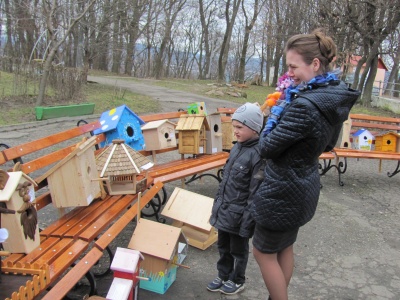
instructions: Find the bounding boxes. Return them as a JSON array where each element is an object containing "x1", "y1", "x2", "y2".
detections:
[{"x1": 216, "y1": 229, "x2": 249, "y2": 284}]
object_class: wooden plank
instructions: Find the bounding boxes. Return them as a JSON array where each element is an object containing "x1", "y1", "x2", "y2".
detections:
[
  {"x1": 319, "y1": 152, "x2": 335, "y2": 160},
  {"x1": 34, "y1": 192, "x2": 52, "y2": 211},
  {"x1": 1, "y1": 253, "x2": 25, "y2": 266},
  {"x1": 217, "y1": 107, "x2": 237, "y2": 115},
  {"x1": 350, "y1": 114, "x2": 400, "y2": 123},
  {"x1": 34, "y1": 238, "x2": 75, "y2": 265},
  {"x1": 46, "y1": 239, "x2": 89, "y2": 284},
  {"x1": 18, "y1": 237, "x2": 60, "y2": 265},
  {"x1": 58, "y1": 195, "x2": 122, "y2": 239},
  {"x1": 78, "y1": 194, "x2": 136, "y2": 242},
  {"x1": 351, "y1": 121, "x2": 400, "y2": 131},
  {"x1": 49, "y1": 195, "x2": 121, "y2": 238},
  {"x1": 140, "y1": 111, "x2": 186, "y2": 122},
  {"x1": 95, "y1": 182, "x2": 164, "y2": 251},
  {"x1": 40, "y1": 246, "x2": 102, "y2": 300},
  {"x1": 334, "y1": 149, "x2": 400, "y2": 160},
  {"x1": 1, "y1": 121, "x2": 100, "y2": 162}
]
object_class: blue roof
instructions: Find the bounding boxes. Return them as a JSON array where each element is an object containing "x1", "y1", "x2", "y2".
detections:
[
  {"x1": 93, "y1": 105, "x2": 144, "y2": 134},
  {"x1": 352, "y1": 129, "x2": 372, "y2": 137}
]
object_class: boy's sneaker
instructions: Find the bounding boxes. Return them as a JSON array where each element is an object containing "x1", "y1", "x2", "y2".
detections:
[
  {"x1": 220, "y1": 280, "x2": 245, "y2": 295},
  {"x1": 206, "y1": 277, "x2": 225, "y2": 292}
]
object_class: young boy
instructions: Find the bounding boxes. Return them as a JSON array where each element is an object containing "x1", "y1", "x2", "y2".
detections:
[{"x1": 207, "y1": 102, "x2": 264, "y2": 295}]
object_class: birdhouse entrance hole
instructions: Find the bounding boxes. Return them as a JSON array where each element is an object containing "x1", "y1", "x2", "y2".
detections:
[
  {"x1": 387, "y1": 140, "x2": 391, "y2": 145},
  {"x1": 213, "y1": 124, "x2": 219, "y2": 132},
  {"x1": 127, "y1": 126, "x2": 134, "y2": 137}
]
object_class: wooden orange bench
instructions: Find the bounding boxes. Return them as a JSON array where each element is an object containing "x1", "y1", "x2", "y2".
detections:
[{"x1": 0, "y1": 110, "x2": 229, "y2": 299}]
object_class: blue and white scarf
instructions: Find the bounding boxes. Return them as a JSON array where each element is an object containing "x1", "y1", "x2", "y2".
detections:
[{"x1": 262, "y1": 72, "x2": 338, "y2": 136}]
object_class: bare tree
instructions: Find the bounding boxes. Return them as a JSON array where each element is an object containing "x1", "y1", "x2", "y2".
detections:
[
  {"x1": 384, "y1": 29, "x2": 400, "y2": 97},
  {"x1": 36, "y1": 0, "x2": 97, "y2": 106},
  {"x1": 217, "y1": 0, "x2": 242, "y2": 82}
]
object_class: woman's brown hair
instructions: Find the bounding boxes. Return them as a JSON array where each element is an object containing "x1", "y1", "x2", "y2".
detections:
[{"x1": 285, "y1": 28, "x2": 337, "y2": 73}]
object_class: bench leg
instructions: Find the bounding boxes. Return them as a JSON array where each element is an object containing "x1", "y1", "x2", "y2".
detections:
[
  {"x1": 387, "y1": 161, "x2": 400, "y2": 178},
  {"x1": 140, "y1": 186, "x2": 167, "y2": 223},
  {"x1": 319, "y1": 158, "x2": 345, "y2": 186}
]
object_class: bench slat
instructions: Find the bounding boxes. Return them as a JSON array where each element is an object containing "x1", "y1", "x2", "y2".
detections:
[
  {"x1": 351, "y1": 121, "x2": 400, "y2": 131},
  {"x1": 78, "y1": 194, "x2": 136, "y2": 242},
  {"x1": 1, "y1": 121, "x2": 100, "y2": 162},
  {"x1": 41, "y1": 246, "x2": 103, "y2": 299},
  {"x1": 34, "y1": 238, "x2": 75, "y2": 265},
  {"x1": 18, "y1": 237, "x2": 60, "y2": 265},
  {"x1": 95, "y1": 182, "x2": 164, "y2": 251},
  {"x1": 140, "y1": 111, "x2": 186, "y2": 122},
  {"x1": 47, "y1": 239, "x2": 89, "y2": 284},
  {"x1": 350, "y1": 114, "x2": 400, "y2": 123}
]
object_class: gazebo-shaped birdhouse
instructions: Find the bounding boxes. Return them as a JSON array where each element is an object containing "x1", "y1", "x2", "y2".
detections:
[
  {"x1": 374, "y1": 132, "x2": 400, "y2": 152},
  {"x1": 96, "y1": 139, "x2": 154, "y2": 195},
  {"x1": 351, "y1": 129, "x2": 375, "y2": 150},
  {"x1": 107, "y1": 247, "x2": 144, "y2": 300},
  {"x1": 36, "y1": 136, "x2": 101, "y2": 209},
  {"x1": 161, "y1": 187, "x2": 218, "y2": 250},
  {"x1": 141, "y1": 120, "x2": 177, "y2": 151},
  {"x1": 0, "y1": 171, "x2": 39, "y2": 253},
  {"x1": 205, "y1": 113, "x2": 223, "y2": 154},
  {"x1": 175, "y1": 114, "x2": 210, "y2": 155},
  {"x1": 128, "y1": 218, "x2": 188, "y2": 294},
  {"x1": 93, "y1": 105, "x2": 146, "y2": 150}
]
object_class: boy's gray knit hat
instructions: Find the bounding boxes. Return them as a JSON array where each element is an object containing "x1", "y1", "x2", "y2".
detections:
[{"x1": 232, "y1": 102, "x2": 263, "y2": 133}]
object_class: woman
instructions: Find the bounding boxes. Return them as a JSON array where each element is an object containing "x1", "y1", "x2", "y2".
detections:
[{"x1": 251, "y1": 29, "x2": 360, "y2": 300}]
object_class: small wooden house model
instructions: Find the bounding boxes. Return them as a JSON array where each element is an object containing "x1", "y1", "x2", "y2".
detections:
[
  {"x1": 340, "y1": 117, "x2": 352, "y2": 148},
  {"x1": 374, "y1": 132, "x2": 400, "y2": 152},
  {"x1": 187, "y1": 102, "x2": 207, "y2": 116},
  {"x1": 175, "y1": 114, "x2": 210, "y2": 155},
  {"x1": 205, "y1": 113, "x2": 223, "y2": 154},
  {"x1": 141, "y1": 120, "x2": 177, "y2": 151},
  {"x1": 96, "y1": 139, "x2": 154, "y2": 195},
  {"x1": 351, "y1": 129, "x2": 375, "y2": 150},
  {"x1": 36, "y1": 136, "x2": 101, "y2": 209},
  {"x1": 93, "y1": 105, "x2": 146, "y2": 150},
  {"x1": 0, "y1": 171, "x2": 39, "y2": 253},
  {"x1": 107, "y1": 247, "x2": 144, "y2": 300},
  {"x1": 161, "y1": 187, "x2": 218, "y2": 250},
  {"x1": 128, "y1": 218, "x2": 188, "y2": 294}
]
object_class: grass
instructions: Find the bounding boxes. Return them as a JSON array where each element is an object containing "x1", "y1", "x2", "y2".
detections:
[{"x1": 0, "y1": 69, "x2": 399, "y2": 126}]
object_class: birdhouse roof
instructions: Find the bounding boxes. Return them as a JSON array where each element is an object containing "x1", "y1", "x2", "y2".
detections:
[
  {"x1": 0, "y1": 171, "x2": 37, "y2": 202},
  {"x1": 110, "y1": 247, "x2": 144, "y2": 273},
  {"x1": 128, "y1": 218, "x2": 186, "y2": 261},
  {"x1": 141, "y1": 119, "x2": 176, "y2": 131},
  {"x1": 93, "y1": 105, "x2": 145, "y2": 134},
  {"x1": 352, "y1": 129, "x2": 374, "y2": 137},
  {"x1": 35, "y1": 136, "x2": 98, "y2": 184},
  {"x1": 375, "y1": 131, "x2": 400, "y2": 138},
  {"x1": 96, "y1": 139, "x2": 154, "y2": 177},
  {"x1": 175, "y1": 114, "x2": 210, "y2": 131}
]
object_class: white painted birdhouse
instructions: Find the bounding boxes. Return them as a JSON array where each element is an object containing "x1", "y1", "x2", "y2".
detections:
[{"x1": 0, "y1": 171, "x2": 39, "y2": 254}]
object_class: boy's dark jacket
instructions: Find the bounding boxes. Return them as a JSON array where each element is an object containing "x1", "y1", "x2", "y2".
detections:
[
  {"x1": 209, "y1": 137, "x2": 263, "y2": 238},
  {"x1": 251, "y1": 81, "x2": 360, "y2": 231}
]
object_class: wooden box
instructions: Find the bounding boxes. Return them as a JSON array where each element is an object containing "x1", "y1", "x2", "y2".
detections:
[
  {"x1": 161, "y1": 187, "x2": 218, "y2": 250},
  {"x1": 0, "y1": 171, "x2": 39, "y2": 253},
  {"x1": 141, "y1": 120, "x2": 177, "y2": 151},
  {"x1": 128, "y1": 218, "x2": 187, "y2": 294},
  {"x1": 206, "y1": 113, "x2": 223, "y2": 154},
  {"x1": 39, "y1": 136, "x2": 101, "y2": 208}
]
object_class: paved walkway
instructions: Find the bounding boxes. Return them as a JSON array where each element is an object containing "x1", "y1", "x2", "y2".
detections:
[{"x1": 1, "y1": 77, "x2": 399, "y2": 299}]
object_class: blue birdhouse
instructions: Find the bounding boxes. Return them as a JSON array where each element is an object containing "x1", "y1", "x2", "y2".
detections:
[{"x1": 94, "y1": 105, "x2": 145, "y2": 150}]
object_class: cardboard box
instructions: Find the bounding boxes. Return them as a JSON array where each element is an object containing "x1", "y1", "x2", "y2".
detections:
[{"x1": 161, "y1": 187, "x2": 217, "y2": 250}]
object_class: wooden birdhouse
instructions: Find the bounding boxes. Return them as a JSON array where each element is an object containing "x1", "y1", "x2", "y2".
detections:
[
  {"x1": 141, "y1": 120, "x2": 177, "y2": 151},
  {"x1": 161, "y1": 187, "x2": 218, "y2": 250},
  {"x1": 340, "y1": 116, "x2": 352, "y2": 148},
  {"x1": 205, "y1": 113, "x2": 223, "y2": 154},
  {"x1": 0, "y1": 171, "x2": 39, "y2": 253},
  {"x1": 221, "y1": 117, "x2": 236, "y2": 151},
  {"x1": 93, "y1": 105, "x2": 146, "y2": 151},
  {"x1": 96, "y1": 139, "x2": 154, "y2": 195},
  {"x1": 374, "y1": 132, "x2": 400, "y2": 152},
  {"x1": 36, "y1": 136, "x2": 101, "y2": 209},
  {"x1": 175, "y1": 114, "x2": 210, "y2": 155},
  {"x1": 351, "y1": 129, "x2": 375, "y2": 151},
  {"x1": 107, "y1": 247, "x2": 144, "y2": 300},
  {"x1": 187, "y1": 102, "x2": 207, "y2": 116},
  {"x1": 128, "y1": 218, "x2": 188, "y2": 294}
]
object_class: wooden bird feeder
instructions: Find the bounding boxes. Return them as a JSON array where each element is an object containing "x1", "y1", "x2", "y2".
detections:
[
  {"x1": 374, "y1": 132, "x2": 400, "y2": 152},
  {"x1": 96, "y1": 139, "x2": 154, "y2": 195}
]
